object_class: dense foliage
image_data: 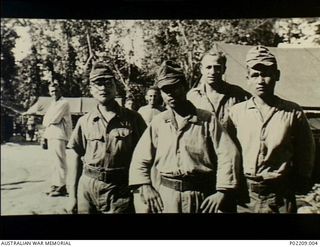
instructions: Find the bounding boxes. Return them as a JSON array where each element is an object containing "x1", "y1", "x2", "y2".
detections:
[{"x1": 1, "y1": 18, "x2": 319, "y2": 110}]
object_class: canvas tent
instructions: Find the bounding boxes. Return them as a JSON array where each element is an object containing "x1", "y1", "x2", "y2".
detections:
[
  {"x1": 34, "y1": 97, "x2": 98, "y2": 115},
  {"x1": 214, "y1": 43, "x2": 320, "y2": 182},
  {"x1": 215, "y1": 43, "x2": 320, "y2": 108}
]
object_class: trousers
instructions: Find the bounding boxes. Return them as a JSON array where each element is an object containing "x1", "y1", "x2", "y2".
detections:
[
  {"x1": 237, "y1": 179, "x2": 297, "y2": 213},
  {"x1": 134, "y1": 176, "x2": 236, "y2": 213},
  {"x1": 48, "y1": 139, "x2": 67, "y2": 187},
  {"x1": 77, "y1": 174, "x2": 133, "y2": 214}
]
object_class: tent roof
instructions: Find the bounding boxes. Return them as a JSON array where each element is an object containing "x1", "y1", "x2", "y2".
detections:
[
  {"x1": 36, "y1": 97, "x2": 97, "y2": 115},
  {"x1": 216, "y1": 43, "x2": 320, "y2": 108}
]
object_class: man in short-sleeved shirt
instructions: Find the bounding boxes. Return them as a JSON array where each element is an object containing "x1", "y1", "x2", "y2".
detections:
[
  {"x1": 227, "y1": 46, "x2": 315, "y2": 213},
  {"x1": 66, "y1": 62, "x2": 146, "y2": 214}
]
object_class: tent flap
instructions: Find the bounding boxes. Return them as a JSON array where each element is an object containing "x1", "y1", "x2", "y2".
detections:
[{"x1": 217, "y1": 43, "x2": 320, "y2": 108}]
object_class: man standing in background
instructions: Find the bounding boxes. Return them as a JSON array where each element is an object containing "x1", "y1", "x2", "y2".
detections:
[
  {"x1": 24, "y1": 80, "x2": 72, "y2": 197},
  {"x1": 138, "y1": 86, "x2": 165, "y2": 125},
  {"x1": 187, "y1": 44, "x2": 250, "y2": 128}
]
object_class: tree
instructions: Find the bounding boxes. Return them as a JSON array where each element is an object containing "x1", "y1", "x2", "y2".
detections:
[
  {"x1": 1, "y1": 19, "x2": 19, "y2": 104},
  {"x1": 4, "y1": 18, "x2": 318, "y2": 111},
  {"x1": 16, "y1": 45, "x2": 46, "y2": 109}
]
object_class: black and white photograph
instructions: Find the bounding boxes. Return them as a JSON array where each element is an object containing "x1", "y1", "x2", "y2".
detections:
[{"x1": 1, "y1": 0, "x2": 320, "y2": 240}]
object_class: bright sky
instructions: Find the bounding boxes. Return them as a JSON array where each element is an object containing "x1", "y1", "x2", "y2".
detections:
[{"x1": 12, "y1": 26, "x2": 32, "y2": 62}]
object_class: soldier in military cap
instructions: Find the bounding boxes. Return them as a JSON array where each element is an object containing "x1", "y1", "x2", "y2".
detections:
[
  {"x1": 129, "y1": 60, "x2": 240, "y2": 213},
  {"x1": 187, "y1": 44, "x2": 250, "y2": 128},
  {"x1": 66, "y1": 62, "x2": 146, "y2": 214},
  {"x1": 227, "y1": 46, "x2": 315, "y2": 213}
]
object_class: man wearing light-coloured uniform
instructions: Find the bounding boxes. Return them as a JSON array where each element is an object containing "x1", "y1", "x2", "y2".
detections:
[
  {"x1": 24, "y1": 81, "x2": 72, "y2": 196},
  {"x1": 227, "y1": 46, "x2": 315, "y2": 213},
  {"x1": 129, "y1": 60, "x2": 240, "y2": 213}
]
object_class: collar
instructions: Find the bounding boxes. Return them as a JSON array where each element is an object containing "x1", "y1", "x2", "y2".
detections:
[
  {"x1": 198, "y1": 78, "x2": 231, "y2": 95},
  {"x1": 51, "y1": 96, "x2": 64, "y2": 103},
  {"x1": 247, "y1": 96, "x2": 282, "y2": 110},
  {"x1": 91, "y1": 100, "x2": 122, "y2": 122},
  {"x1": 162, "y1": 101, "x2": 199, "y2": 124}
]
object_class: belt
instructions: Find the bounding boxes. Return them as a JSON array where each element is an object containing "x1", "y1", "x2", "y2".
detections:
[
  {"x1": 248, "y1": 183, "x2": 275, "y2": 196},
  {"x1": 83, "y1": 166, "x2": 128, "y2": 184},
  {"x1": 160, "y1": 175, "x2": 214, "y2": 192},
  {"x1": 245, "y1": 174, "x2": 285, "y2": 196}
]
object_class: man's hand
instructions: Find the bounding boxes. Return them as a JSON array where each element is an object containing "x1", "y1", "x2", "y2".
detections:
[
  {"x1": 200, "y1": 191, "x2": 226, "y2": 213},
  {"x1": 259, "y1": 167, "x2": 283, "y2": 181},
  {"x1": 140, "y1": 184, "x2": 164, "y2": 213},
  {"x1": 64, "y1": 197, "x2": 77, "y2": 214}
]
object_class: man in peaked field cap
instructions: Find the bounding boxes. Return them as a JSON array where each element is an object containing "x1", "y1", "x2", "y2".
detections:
[
  {"x1": 66, "y1": 62, "x2": 146, "y2": 214},
  {"x1": 187, "y1": 43, "x2": 250, "y2": 128},
  {"x1": 226, "y1": 45, "x2": 315, "y2": 213},
  {"x1": 129, "y1": 60, "x2": 241, "y2": 213}
]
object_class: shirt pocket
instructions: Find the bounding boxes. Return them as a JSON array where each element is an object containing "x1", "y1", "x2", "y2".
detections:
[
  {"x1": 108, "y1": 128, "x2": 134, "y2": 154},
  {"x1": 85, "y1": 133, "x2": 105, "y2": 162},
  {"x1": 109, "y1": 128, "x2": 132, "y2": 140},
  {"x1": 184, "y1": 134, "x2": 214, "y2": 167}
]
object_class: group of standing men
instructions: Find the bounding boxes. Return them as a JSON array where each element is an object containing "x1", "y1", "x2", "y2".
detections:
[{"x1": 26, "y1": 44, "x2": 315, "y2": 214}]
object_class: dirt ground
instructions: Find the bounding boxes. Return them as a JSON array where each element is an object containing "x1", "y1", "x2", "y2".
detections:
[
  {"x1": 1, "y1": 139, "x2": 319, "y2": 215},
  {"x1": 1, "y1": 140, "x2": 71, "y2": 215}
]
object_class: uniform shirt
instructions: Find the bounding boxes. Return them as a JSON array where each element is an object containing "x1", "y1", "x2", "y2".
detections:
[
  {"x1": 187, "y1": 80, "x2": 250, "y2": 127},
  {"x1": 129, "y1": 101, "x2": 240, "y2": 191},
  {"x1": 138, "y1": 105, "x2": 165, "y2": 124},
  {"x1": 42, "y1": 97, "x2": 72, "y2": 141},
  {"x1": 227, "y1": 96, "x2": 315, "y2": 191},
  {"x1": 67, "y1": 101, "x2": 147, "y2": 170}
]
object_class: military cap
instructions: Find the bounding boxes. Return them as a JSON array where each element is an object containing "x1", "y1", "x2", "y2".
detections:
[
  {"x1": 89, "y1": 62, "x2": 114, "y2": 82},
  {"x1": 156, "y1": 60, "x2": 186, "y2": 89},
  {"x1": 246, "y1": 45, "x2": 277, "y2": 68}
]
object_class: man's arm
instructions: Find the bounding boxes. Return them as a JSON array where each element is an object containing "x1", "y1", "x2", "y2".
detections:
[
  {"x1": 129, "y1": 124, "x2": 163, "y2": 213},
  {"x1": 65, "y1": 117, "x2": 86, "y2": 213},
  {"x1": 212, "y1": 115, "x2": 240, "y2": 191},
  {"x1": 201, "y1": 113, "x2": 241, "y2": 213},
  {"x1": 65, "y1": 149, "x2": 83, "y2": 214},
  {"x1": 23, "y1": 102, "x2": 39, "y2": 115},
  {"x1": 292, "y1": 109, "x2": 316, "y2": 194},
  {"x1": 43, "y1": 101, "x2": 70, "y2": 126}
]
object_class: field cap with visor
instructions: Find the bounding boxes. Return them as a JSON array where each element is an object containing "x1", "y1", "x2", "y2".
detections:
[
  {"x1": 156, "y1": 60, "x2": 186, "y2": 89},
  {"x1": 246, "y1": 45, "x2": 277, "y2": 68},
  {"x1": 89, "y1": 62, "x2": 114, "y2": 83}
]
